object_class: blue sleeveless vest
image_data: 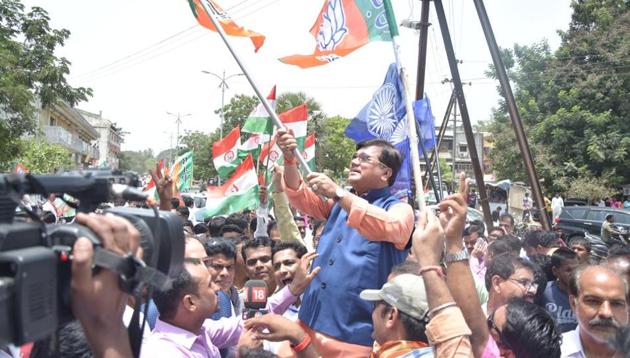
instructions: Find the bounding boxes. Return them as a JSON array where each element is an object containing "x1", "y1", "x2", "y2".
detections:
[{"x1": 297, "y1": 187, "x2": 409, "y2": 346}]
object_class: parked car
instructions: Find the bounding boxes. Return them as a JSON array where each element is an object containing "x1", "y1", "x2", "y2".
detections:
[{"x1": 555, "y1": 206, "x2": 630, "y2": 245}]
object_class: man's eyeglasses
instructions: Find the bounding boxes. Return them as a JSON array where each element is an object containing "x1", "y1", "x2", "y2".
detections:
[
  {"x1": 351, "y1": 152, "x2": 389, "y2": 169},
  {"x1": 508, "y1": 278, "x2": 538, "y2": 292}
]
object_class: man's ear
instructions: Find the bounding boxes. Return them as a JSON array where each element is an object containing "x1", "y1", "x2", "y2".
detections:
[
  {"x1": 385, "y1": 306, "x2": 399, "y2": 328},
  {"x1": 381, "y1": 168, "x2": 393, "y2": 184},
  {"x1": 569, "y1": 294, "x2": 577, "y2": 311},
  {"x1": 491, "y1": 275, "x2": 503, "y2": 294},
  {"x1": 183, "y1": 294, "x2": 196, "y2": 312}
]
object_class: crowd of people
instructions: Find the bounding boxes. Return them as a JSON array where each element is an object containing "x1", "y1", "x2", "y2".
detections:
[{"x1": 4, "y1": 129, "x2": 630, "y2": 358}]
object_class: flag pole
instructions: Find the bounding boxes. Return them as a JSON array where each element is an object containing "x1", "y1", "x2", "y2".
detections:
[
  {"x1": 198, "y1": 0, "x2": 313, "y2": 175},
  {"x1": 383, "y1": 0, "x2": 426, "y2": 211}
]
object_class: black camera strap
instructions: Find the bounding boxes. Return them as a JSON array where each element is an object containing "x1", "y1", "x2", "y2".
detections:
[
  {"x1": 93, "y1": 249, "x2": 169, "y2": 291},
  {"x1": 92, "y1": 249, "x2": 168, "y2": 358}
]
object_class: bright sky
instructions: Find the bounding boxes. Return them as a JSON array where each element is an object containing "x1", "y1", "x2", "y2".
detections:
[{"x1": 22, "y1": 0, "x2": 573, "y2": 155}]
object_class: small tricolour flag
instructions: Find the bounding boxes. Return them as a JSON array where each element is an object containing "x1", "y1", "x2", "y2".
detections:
[
  {"x1": 238, "y1": 133, "x2": 270, "y2": 162},
  {"x1": 280, "y1": 104, "x2": 308, "y2": 149},
  {"x1": 195, "y1": 155, "x2": 259, "y2": 221},
  {"x1": 242, "y1": 86, "x2": 276, "y2": 135},
  {"x1": 188, "y1": 0, "x2": 266, "y2": 52},
  {"x1": 213, "y1": 126, "x2": 242, "y2": 179},
  {"x1": 302, "y1": 133, "x2": 316, "y2": 171}
]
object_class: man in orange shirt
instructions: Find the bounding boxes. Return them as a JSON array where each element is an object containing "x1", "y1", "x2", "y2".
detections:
[{"x1": 277, "y1": 131, "x2": 414, "y2": 357}]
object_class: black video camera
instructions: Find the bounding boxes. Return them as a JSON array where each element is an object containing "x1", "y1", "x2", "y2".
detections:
[{"x1": 0, "y1": 173, "x2": 184, "y2": 347}]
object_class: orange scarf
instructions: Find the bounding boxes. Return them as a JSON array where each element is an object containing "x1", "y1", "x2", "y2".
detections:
[{"x1": 370, "y1": 340, "x2": 429, "y2": 358}]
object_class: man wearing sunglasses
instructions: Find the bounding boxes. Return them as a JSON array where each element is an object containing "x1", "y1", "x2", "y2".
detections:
[{"x1": 277, "y1": 131, "x2": 414, "y2": 356}]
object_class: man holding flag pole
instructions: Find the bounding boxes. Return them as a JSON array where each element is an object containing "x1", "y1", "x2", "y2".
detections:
[{"x1": 195, "y1": 0, "x2": 417, "y2": 355}]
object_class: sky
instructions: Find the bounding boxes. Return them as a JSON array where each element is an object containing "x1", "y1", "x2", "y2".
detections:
[{"x1": 22, "y1": 0, "x2": 573, "y2": 155}]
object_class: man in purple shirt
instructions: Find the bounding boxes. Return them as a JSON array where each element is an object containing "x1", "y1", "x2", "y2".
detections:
[{"x1": 141, "y1": 237, "x2": 318, "y2": 357}]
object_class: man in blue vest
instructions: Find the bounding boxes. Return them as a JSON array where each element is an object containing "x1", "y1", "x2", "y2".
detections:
[{"x1": 276, "y1": 130, "x2": 414, "y2": 357}]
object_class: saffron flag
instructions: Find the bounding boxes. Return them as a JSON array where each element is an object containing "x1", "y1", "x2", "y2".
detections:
[
  {"x1": 188, "y1": 0, "x2": 266, "y2": 52},
  {"x1": 242, "y1": 86, "x2": 276, "y2": 135},
  {"x1": 172, "y1": 151, "x2": 194, "y2": 193},
  {"x1": 345, "y1": 63, "x2": 435, "y2": 199},
  {"x1": 213, "y1": 126, "x2": 242, "y2": 179},
  {"x1": 302, "y1": 133, "x2": 316, "y2": 171},
  {"x1": 280, "y1": 0, "x2": 391, "y2": 68},
  {"x1": 195, "y1": 155, "x2": 259, "y2": 220},
  {"x1": 279, "y1": 104, "x2": 308, "y2": 149}
]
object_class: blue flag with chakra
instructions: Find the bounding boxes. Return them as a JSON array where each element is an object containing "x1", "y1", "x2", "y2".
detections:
[{"x1": 345, "y1": 63, "x2": 436, "y2": 199}]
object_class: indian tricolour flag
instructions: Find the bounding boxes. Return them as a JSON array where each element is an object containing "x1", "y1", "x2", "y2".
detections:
[
  {"x1": 280, "y1": 104, "x2": 308, "y2": 149},
  {"x1": 242, "y1": 86, "x2": 276, "y2": 135},
  {"x1": 302, "y1": 133, "x2": 316, "y2": 171},
  {"x1": 195, "y1": 155, "x2": 259, "y2": 220},
  {"x1": 213, "y1": 126, "x2": 241, "y2": 179},
  {"x1": 238, "y1": 133, "x2": 270, "y2": 162}
]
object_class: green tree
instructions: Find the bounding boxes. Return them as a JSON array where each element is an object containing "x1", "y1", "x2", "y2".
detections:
[
  {"x1": 484, "y1": 0, "x2": 629, "y2": 192},
  {"x1": 0, "y1": 1, "x2": 92, "y2": 170},
  {"x1": 119, "y1": 149, "x2": 155, "y2": 174},
  {"x1": 14, "y1": 139, "x2": 72, "y2": 173},
  {"x1": 566, "y1": 175, "x2": 617, "y2": 205},
  {"x1": 215, "y1": 94, "x2": 257, "y2": 135},
  {"x1": 317, "y1": 115, "x2": 356, "y2": 182}
]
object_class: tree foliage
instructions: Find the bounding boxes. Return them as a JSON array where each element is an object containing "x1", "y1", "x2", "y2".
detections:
[
  {"x1": 317, "y1": 115, "x2": 356, "y2": 182},
  {"x1": 215, "y1": 94, "x2": 257, "y2": 134},
  {"x1": 119, "y1": 149, "x2": 155, "y2": 174},
  {"x1": 179, "y1": 130, "x2": 219, "y2": 182},
  {"x1": 0, "y1": 0, "x2": 92, "y2": 170},
  {"x1": 483, "y1": 0, "x2": 629, "y2": 193},
  {"x1": 14, "y1": 139, "x2": 72, "y2": 174}
]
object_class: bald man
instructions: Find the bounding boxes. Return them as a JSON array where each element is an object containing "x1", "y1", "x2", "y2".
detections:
[{"x1": 561, "y1": 265, "x2": 629, "y2": 357}]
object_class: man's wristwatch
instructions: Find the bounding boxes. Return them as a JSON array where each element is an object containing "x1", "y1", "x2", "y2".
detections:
[
  {"x1": 333, "y1": 187, "x2": 347, "y2": 202},
  {"x1": 444, "y1": 248, "x2": 470, "y2": 264}
]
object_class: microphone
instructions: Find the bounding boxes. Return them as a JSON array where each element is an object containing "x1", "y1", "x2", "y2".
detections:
[
  {"x1": 242, "y1": 279, "x2": 268, "y2": 319},
  {"x1": 111, "y1": 184, "x2": 149, "y2": 202}
]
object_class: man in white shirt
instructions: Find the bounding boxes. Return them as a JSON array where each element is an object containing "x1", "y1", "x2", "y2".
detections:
[
  {"x1": 561, "y1": 265, "x2": 628, "y2": 357},
  {"x1": 551, "y1": 194, "x2": 564, "y2": 220}
]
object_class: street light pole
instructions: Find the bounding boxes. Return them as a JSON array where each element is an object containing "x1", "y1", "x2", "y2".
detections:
[
  {"x1": 201, "y1": 70, "x2": 244, "y2": 139},
  {"x1": 166, "y1": 112, "x2": 191, "y2": 162}
]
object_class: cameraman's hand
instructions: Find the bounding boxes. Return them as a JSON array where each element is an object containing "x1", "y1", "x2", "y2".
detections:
[{"x1": 71, "y1": 213, "x2": 140, "y2": 357}]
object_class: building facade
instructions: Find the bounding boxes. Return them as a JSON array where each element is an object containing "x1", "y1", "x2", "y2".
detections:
[
  {"x1": 419, "y1": 121, "x2": 486, "y2": 180},
  {"x1": 77, "y1": 109, "x2": 123, "y2": 169},
  {"x1": 37, "y1": 102, "x2": 100, "y2": 167}
]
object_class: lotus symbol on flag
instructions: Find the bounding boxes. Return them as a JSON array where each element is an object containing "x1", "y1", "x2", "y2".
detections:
[
  {"x1": 224, "y1": 150, "x2": 236, "y2": 162},
  {"x1": 317, "y1": 0, "x2": 348, "y2": 51},
  {"x1": 367, "y1": 83, "x2": 397, "y2": 139}
]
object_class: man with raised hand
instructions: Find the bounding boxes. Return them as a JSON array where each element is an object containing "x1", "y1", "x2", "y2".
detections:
[{"x1": 276, "y1": 130, "x2": 414, "y2": 356}]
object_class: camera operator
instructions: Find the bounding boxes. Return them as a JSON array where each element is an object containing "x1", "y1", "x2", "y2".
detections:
[{"x1": 71, "y1": 212, "x2": 141, "y2": 358}]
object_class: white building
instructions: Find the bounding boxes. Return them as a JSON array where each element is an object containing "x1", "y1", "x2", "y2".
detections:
[
  {"x1": 38, "y1": 102, "x2": 100, "y2": 167},
  {"x1": 78, "y1": 109, "x2": 123, "y2": 169}
]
